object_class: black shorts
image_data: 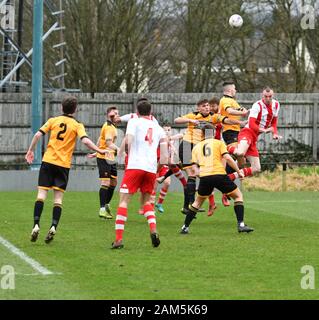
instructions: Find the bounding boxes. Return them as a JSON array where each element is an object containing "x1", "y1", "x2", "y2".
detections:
[
  {"x1": 38, "y1": 162, "x2": 70, "y2": 192},
  {"x1": 222, "y1": 130, "x2": 239, "y2": 145},
  {"x1": 97, "y1": 158, "x2": 117, "y2": 180},
  {"x1": 179, "y1": 140, "x2": 194, "y2": 169},
  {"x1": 197, "y1": 175, "x2": 238, "y2": 197}
]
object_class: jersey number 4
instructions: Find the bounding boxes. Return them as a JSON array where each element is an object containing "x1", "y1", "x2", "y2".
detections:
[
  {"x1": 145, "y1": 128, "x2": 153, "y2": 145},
  {"x1": 57, "y1": 123, "x2": 67, "y2": 141}
]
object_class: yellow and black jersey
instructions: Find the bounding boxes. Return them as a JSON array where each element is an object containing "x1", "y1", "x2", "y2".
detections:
[
  {"x1": 219, "y1": 95, "x2": 242, "y2": 132},
  {"x1": 97, "y1": 120, "x2": 117, "y2": 161},
  {"x1": 191, "y1": 138, "x2": 228, "y2": 177},
  {"x1": 39, "y1": 114, "x2": 88, "y2": 168},
  {"x1": 182, "y1": 112, "x2": 227, "y2": 144}
]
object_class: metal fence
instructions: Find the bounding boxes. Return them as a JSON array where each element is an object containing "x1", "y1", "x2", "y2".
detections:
[{"x1": 0, "y1": 92, "x2": 318, "y2": 167}]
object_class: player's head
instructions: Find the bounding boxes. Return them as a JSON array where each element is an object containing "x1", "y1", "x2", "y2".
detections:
[
  {"x1": 201, "y1": 123, "x2": 215, "y2": 139},
  {"x1": 137, "y1": 100, "x2": 152, "y2": 116},
  {"x1": 262, "y1": 86, "x2": 274, "y2": 105},
  {"x1": 197, "y1": 99, "x2": 210, "y2": 116},
  {"x1": 137, "y1": 97, "x2": 148, "y2": 104},
  {"x1": 209, "y1": 97, "x2": 220, "y2": 114},
  {"x1": 223, "y1": 81, "x2": 236, "y2": 97},
  {"x1": 62, "y1": 96, "x2": 77, "y2": 115},
  {"x1": 162, "y1": 122, "x2": 172, "y2": 136},
  {"x1": 106, "y1": 106, "x2": 120, "y2": 123}
]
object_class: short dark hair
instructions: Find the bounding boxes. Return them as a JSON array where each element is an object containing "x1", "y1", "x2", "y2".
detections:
[
  {"x1": 201, "y1": 123, "x2": 215, "y2": 139},
  {"x1": 223, "y1": 80, "x2": 235, "y2": 87},
  {"x1": 162, "y1": 121, "x2": 171, "y2": 127},
  {"x1": 263, "y1": 86, "x2": 273, "y2": 92},
  {"x1": 62, "y1": 96, "x2": 77, "y2": 114},
  {"x1": 197, "y1": 99, "x2": 209, "y2": 108},
  {"x1": 209, "y1": 97, "x2": 220, "y2": 105},
  {"x1": 106, "y1": 106, "x2": 117, "y2": 115},
  {"x1": 137, "y1": 97, "x2": 148, "y2": 104},
  {"x1": 137, "y1": 100, "x2": 152, "y2": 116}
]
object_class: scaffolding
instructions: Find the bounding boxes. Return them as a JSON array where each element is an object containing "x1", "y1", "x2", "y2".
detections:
[{"x1": 0, "y1": 0, "x2": 67, "y2": 92}]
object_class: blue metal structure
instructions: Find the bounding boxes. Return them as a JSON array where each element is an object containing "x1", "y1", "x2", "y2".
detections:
[{"x1": 31, "y1": 0, "x2": 43, "y2": 168}]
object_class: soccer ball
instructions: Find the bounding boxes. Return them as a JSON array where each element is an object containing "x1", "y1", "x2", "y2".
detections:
[{"x1": 229, "y1": 14, "x2": 243, "y2": 28}]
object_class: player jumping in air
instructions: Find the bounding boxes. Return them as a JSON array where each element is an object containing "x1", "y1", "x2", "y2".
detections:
[
  {"x1": 219, "y1": 81, "x2": 249, "y2": 206},
  {"x1": 228, "y1": 87, "x2": 281, "y2": 181}
]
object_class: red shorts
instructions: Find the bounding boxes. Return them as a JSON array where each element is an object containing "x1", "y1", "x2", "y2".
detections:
[
  {"x1": 157, "y1": 165, "x2": 169, "y2": 178},
  {"x1": 238, "y1": 128, "x2": 259, "y2": 157},
  {"x1": 120, "y1": 169, "x2": 156, "y2": 194}
]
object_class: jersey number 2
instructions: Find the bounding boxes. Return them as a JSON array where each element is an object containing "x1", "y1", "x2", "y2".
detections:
[
  {"x1": 145, "y1": 128, "x2": 153, "y2": 145},
  {"x1": 57, "y1": 123, "x2": 67, "y2": 141}
]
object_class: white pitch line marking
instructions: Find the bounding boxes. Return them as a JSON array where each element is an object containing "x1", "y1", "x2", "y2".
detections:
[{"x1": 0, "y1": 235, "x2": 54, "y2": 275}]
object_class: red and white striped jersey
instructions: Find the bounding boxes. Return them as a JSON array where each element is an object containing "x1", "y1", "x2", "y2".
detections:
[{"x1": 246, "y1": 99, "x2": 280, "y2": 134}]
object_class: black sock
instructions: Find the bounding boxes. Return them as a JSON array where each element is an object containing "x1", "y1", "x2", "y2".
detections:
[
  {"x1": 234, "y1": 201, "x2": 244, "y2": 224},
  {"x1": 163, "y1": 169, "x2": 173, "y2": 180},
  {"x1": 187, "y1": 177, "x2": 196, "y2": 205},
  {"x1": 183, "y1": 187, "x2": 189, "y2": 209},
  {"x1": 51, "y1": 204, "x2": 62, "y2": 229},
  {"x1": 33, "y1": 199, "x2": 44, "y2": 227},
  {"x1": 105, "y1": 186, "x2": 115, "y2": 204},
  {"x1": 184, "y1": 210, "x2": 197, "y2": 227},
  {"x1": 99, "y1": 186, "x2": 108, "y2": 208}
]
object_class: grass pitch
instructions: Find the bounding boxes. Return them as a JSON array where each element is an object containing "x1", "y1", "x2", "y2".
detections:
[{"x1": 0, "y1": 191, "x2": 318, "y2": 300}]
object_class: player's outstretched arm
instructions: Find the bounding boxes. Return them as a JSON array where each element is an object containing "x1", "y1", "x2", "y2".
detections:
[
  {"x1": 223, "y1": 154, "x2": 244, "y2": 179},
  {"x1": 174, "y1": 116, "x2": 199, "y2": 125},
  {"x1": 270, "y1": 117, "x2": 282, "y2": 140},
  {"x1": 117, "y1": 136, "x2": 127, "y2": 159},
  {"x1": 226, "y1": 107, "x2": 249, "y2": 116},
  {"x1": 87, "y1": 152, "x2": 97, "y2": 159},
  {"x1": 119, "y1": 114, "x2": 133, "y2": 123},
  {"x1": 81, "y1": 137, "x2": 107, "y2": 154},
  {"x1": 25, "y1": 131, "x2": 43, "y2": 164},
  {"x1": 170, "y1": 133, "x2": 184, "y2": 140},
  {"x1": 191, "y1": 164, "x2": 200, "y2": 177},
  {"x1": 159, "y1": 138, "x2": 169, "y2": 165},
  {"x1": 223, "y1": 117, "x2": 242, "y2": 126},
  {"x1": 125, "y1": 134, "x2": 134, "y2": 156}
]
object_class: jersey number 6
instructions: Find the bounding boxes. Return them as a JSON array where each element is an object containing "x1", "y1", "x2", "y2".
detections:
[{"x1": 203, "y1": 143, "x2": 212, "y2": 157}]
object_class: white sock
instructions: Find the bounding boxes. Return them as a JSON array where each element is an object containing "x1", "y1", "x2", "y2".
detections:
[{"x1": 240, "y1": 222, "x2": 245, "y2": 227}]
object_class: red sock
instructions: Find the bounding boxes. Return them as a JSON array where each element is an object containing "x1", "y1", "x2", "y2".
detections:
[
  {"x1": 228, "y1": 172, "x2": 236, "y2": 181},
  {"x1": 150, "y1": 189, "x2": 156, "y2": 207},
  {"x1": 228, "y1": 167, "x2": 253, "y2": 180},
  {"x1": 143, "y1": 203, "x2": 157, "y2": 233},
  {"x1": 158, "y1": 187, "x2": 168, "y2": 204},
  {"x1": 115, "y1": 207, "x2": 127, "y2": 241},
  {"x1": 227, "y1": 145, "x2": 236, "y2": 154},
  {"x1": 243, "y1": 167, "x2": 253, "y2": 177},
  {"x1": 171, "y1": 166, "x2": 187, "y2": 187},
  {"x1": 209, "y1": 194, "x2": 215, "y2": 206}
]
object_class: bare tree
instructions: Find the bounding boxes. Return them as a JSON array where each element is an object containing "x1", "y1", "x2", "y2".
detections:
[
  {"x1": 253, "y1": 0, "x2": 319, "y2": 92},
  {"x1": 168, "y1": 0, "x2": 256, "y2": 92},
  {"x1": 62, "y1": 0, "x2": 174, "y2": 93}
]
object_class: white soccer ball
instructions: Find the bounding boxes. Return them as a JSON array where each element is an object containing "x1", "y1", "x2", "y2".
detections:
[{"x1": 229, "y1": 14, "x2": 243, "y2": 28}]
